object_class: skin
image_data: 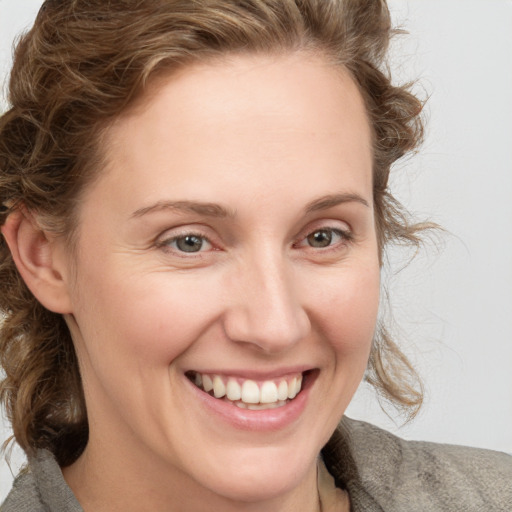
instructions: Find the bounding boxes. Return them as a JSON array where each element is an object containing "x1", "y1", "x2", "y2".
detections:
[{"x1": 3, "y1": 52, "x2": 379, "y2": 512}]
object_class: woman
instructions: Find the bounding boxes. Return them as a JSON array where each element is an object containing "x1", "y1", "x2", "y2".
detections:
[{"x1": 0, "y1": 1, "x2": 510, "y2": 511}]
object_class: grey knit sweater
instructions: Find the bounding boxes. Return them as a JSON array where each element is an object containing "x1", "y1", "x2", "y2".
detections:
[{"x1": 2, "y1": 418, "x2": 511, "y2": 511}]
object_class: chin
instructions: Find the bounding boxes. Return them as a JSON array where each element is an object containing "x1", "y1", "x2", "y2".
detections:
[
  {"x1": 205, "y1": 466, "x2": 306, "y2": 504},
  {"x1": 185, "y1": 444, "x2": 318, "y2": 504}
]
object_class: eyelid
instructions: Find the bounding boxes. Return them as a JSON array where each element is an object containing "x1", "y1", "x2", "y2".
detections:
[{"x1": 296, "y1": 219, "x2": 352, "y2": 240}]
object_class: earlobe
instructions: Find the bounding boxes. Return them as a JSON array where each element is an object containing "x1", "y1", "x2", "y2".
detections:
[{"x1": 1, "y1": 209, "x2": 73, "y2": 314}]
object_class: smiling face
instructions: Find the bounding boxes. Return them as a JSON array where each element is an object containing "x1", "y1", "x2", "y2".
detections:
[{"x1": 61, "y1": 53, "x2": 380, "y2": 510}]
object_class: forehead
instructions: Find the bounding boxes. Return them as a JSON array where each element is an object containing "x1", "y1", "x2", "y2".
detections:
[
  {"x1": 131, "y1": 52, "x2": 371, "y2": 143},
  {"x1": 90, "y1": 53, "x2": 373, "y2": 215}
]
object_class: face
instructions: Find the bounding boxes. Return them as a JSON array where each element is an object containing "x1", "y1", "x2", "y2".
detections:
[{"x1": 63, "y1": 53, "x2": 380, "y2": 506}]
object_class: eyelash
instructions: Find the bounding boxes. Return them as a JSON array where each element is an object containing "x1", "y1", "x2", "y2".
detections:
[{"x1": 157, "y1": 226, "x2": 353, "y2": 256}]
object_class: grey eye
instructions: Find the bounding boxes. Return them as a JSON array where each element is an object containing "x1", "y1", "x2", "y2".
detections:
[{"x1": 175, "y1": 235, "x2": 205, "y2": 252}]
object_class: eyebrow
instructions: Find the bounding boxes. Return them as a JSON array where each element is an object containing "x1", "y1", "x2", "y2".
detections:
[
  {"x1": 131, "y1": 200, "x2": 235, "y2": 219},
  {"x1": 304, "y1": 193, "x2": 369, "y2": 213},
  {"x1": 131, "y1": 192, "x2": 369, "y2": 219}
]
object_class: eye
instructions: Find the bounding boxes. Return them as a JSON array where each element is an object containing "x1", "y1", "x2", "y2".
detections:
[
  {"x1": 160, "y1": 233, "x2": 213, "y2": 253},
  {"x1": 306, "y1": 229, "x2": 336, "y2": 248},
  {"x1": 297, "y1": 227, "x2": 352, "y2": 249}
]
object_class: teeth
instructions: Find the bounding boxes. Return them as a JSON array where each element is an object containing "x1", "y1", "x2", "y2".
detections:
[
  {"x1": 287, "y1": 375, "x2": 302, "y2": 399},
  {"x1": 192, "y1": 372, "x2": 305, "y2": 407},
  {"x1": 241, "y1": 380, "x2": 260, "y2": 404},
  {"x1": 226, "y1": 378, "x2": 242, "y2": 401},
  {"x1": 247, "y1": 400, "x2": 287, "y2": 410},
  {"x1": 203, "y1": 374, "x2": 214, "y2": 392},
  {"x1": 296, "y1": 375, "x2": 302, "y2": 396},
  {"x1": 277, "y1": 380, "x2": 288, "y2": 401},
  {"x1": 260, "y1": 381, "x2": 278, "y2": 403},
  {"x1": 213, "y1": 375, "x2": 226, "y2": 398},
  {"x1": 232, "y1": 400, "x2": 286, "y2": 410},
  {"x1": 288, "y1": 377, "x2": 298, "y2": 399}
]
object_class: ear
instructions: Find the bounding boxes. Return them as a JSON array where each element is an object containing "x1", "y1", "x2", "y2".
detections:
[{"x1": 1, "y1": 209, "x2": 73, "y2": 314}]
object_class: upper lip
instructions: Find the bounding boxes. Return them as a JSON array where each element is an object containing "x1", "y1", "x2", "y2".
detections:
[{"x1": 185, "y1": 366, "x2": 315, "y2": 381}]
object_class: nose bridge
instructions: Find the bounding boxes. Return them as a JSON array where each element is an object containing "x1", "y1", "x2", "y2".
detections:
[{"x1": 224, "y1": 246, "x2": 310, "y2": 352}]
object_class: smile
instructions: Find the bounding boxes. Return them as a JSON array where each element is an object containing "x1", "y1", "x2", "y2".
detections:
[{"x1": 186, "y1": 371, "x2": 304, "y2": 410}]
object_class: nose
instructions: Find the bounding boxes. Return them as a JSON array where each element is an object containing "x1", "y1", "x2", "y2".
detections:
[{"x1": 222, "y1": 250, "x2": 311, "y2": 354}]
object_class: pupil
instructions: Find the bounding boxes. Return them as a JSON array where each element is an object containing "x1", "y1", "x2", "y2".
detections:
[
  {"x1": 177, "y1": 236, "x2": 203, "y2": 252},
  {"x1": 309, "y1": 230, "x2": 332, "y2": 248}
]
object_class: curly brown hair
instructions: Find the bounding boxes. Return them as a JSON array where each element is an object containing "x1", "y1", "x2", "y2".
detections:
[{"x1": 1, "y1": 0, "x2": 427, "y2": 467}]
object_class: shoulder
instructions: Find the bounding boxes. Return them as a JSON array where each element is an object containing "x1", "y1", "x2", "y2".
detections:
[
  {"x1": 324, "y1": 417, "x2": 512, "y2": 512},
  {"x1": 0, "y1": 468, "x2": 44, "y2": 512},
  {"x1": 0, "y1": 450, "x2": 82, "y2": 512}
]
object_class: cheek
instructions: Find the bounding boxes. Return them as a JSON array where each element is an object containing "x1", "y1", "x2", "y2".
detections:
[
  {"x1": 311, "y1": 262, "x2": 380, "y2": 357},
  {"x1": 72, "y1": 264, "x2": 225, "y2": 367}
]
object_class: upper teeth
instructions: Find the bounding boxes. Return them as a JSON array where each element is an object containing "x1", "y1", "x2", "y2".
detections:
[{"x1": 193, "y1": 372, "x2": 303, "y2": 405}]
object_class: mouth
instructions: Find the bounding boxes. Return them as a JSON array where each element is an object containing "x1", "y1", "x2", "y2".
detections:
[{"x1": 185, "y1": 370, "x2": 314, "y2": 411}]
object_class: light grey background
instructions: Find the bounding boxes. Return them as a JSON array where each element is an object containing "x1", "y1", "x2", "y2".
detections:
[{"x1": 1, "y1": 0, "x2": 511, "y2": 501}]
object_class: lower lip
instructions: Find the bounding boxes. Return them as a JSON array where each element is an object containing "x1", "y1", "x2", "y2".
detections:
[{"x1": 185, "y1": 373, "x2": 315, "y2": 432}]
